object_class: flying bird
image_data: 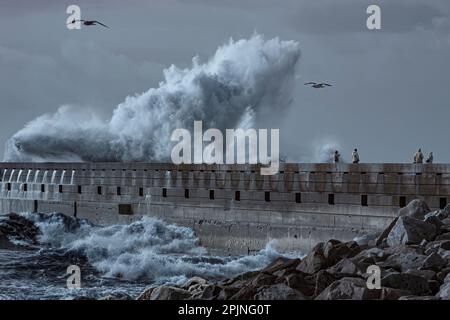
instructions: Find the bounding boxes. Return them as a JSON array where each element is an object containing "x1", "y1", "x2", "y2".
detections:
[
  {"x1": 304, "y1": 82, "x2": 332, "y2": 89},
  {"x1": 68, "y1": 19, "x2": 109, "y2": 28}
]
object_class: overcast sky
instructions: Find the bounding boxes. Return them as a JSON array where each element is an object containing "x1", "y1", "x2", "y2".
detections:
[{"x1": 1, "y1": 0, "x2": 449, "y2": 163}]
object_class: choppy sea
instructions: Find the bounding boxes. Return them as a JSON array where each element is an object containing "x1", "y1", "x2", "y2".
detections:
[{"x1": 0, "y1": 212, "x2": 292, "y2": 300}]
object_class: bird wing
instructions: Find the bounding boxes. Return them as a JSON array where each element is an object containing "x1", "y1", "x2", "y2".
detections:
[
  {"x1": 94, "y1": 21, "x2": 109, "y2": 28},
  {"x1": 67, "y1": 19, "x2": 84, "y2": 24},
  {"x1": 323, "y1": 83, "x2": 332, "y2": 86},
  {"x1": 304, "y1": 82, "x2": 316, "y2": 85}
]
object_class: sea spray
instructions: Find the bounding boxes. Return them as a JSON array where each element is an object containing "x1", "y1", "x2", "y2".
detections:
[
  {"x1": 17, "y1": 212, "x2": 301, "y2": 284},
  {"x1": 4, "y1": 35, "x2": 301, "y2": 162}
]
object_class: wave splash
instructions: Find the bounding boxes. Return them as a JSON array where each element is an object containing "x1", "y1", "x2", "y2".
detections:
[
  {"x1": 4, "y1": 34, "x2": 301, "y2": 162},
  {"x1": 17, "y1": 212, "x2": 295, "y2": 284}
]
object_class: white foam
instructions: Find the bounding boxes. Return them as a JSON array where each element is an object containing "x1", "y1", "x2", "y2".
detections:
[
  {"x1": 20, "y1": 212, "x2": 301, "y2": 283},
  {"x1": 4, "y1": 34, "x2": 301, "y2": 162}
]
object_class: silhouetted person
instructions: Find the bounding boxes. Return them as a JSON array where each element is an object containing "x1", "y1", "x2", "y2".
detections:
[
  {"x1": 426, "y1": 152, "x2": 434, "y2": 164},
  {"x1": 352, "y1": 149, "x2": 360, "y2": 164},
  {"x1": 414, "y1": 148, "x2": 424, "y2": 164},
  {"x1": 334, "y1": 150, "x2": 341, "y2": 163}
]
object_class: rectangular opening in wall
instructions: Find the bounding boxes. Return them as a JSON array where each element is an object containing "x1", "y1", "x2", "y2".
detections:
[
  {"x1": 33, "y1": 200, "x2": 38, "y2": 213},
  {"x1": 328, "y1": 194, "x2": 335, "y2": 205},
  {"x1": 7, "y1": 183, "x2": 11, "y2": 191},
  {"x1": 162, "y1": 188, "x2": 167, "y2": 198},
  {"x1": 97, "y1": 186, "x2": 102, "y2": 195},
  {"x1": 118, "y1": 204, "x2": 133, "y2": 215},
  {"x1": 399, "y1": 196, "x2": 406, "y2": 208},
  {"x1": 209, "y1": 189, "x2": 215, "y2": 200},
  {"x1": 265, "y1": 191, "x2": 270, "y2": 202},
  {"x1": 235, "y1": 191, "x2": 240, "y2": 201},
  {"x1": 117, "y1": 186, "x2": 121, "y2": 196},
  {"x1": 77, "y1": 185, "x2": 82, "y2": 194},
  {"x1": 139, "y1": 187, "x2": 144, "y2": 197},
  {"x1": 185, "y1": 189, "x2": 189, "y2": 199},
  {"x1": 361, "y1": 194, "x2": 368, "y2": 206},
  {"x1": 41, "y1": 184, "x2": 45, "y2": 193},
  {"x1": 295, "y1": 192, "x2": 302, "y2": 203},
  {"x1": 58, "y1": 185, "x2": 63, "y2": 193},
  {"x1": 440, "y1": 197, "x2": 447, "y2": 209},
  {"x1": 23, "y1": 184, "x2": 27, "y2": 192}
]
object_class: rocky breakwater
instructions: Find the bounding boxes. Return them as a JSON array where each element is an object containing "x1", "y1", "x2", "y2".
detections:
[
  {"x1": 137, "y1": 199, "x2": 450, "y2": 300},
  {"x1": 0, "y1": 213, "x2": 40, "y2": 250}
]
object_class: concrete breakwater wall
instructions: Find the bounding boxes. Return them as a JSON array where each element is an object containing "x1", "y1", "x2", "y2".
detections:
[{"x1": 1, "y1": 162, "x2": 449, "y2": 254}]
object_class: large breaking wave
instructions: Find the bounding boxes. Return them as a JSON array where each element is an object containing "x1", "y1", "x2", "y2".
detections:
[
  {"x1": 4, "y1": 34, "x2": 301, "y2": 162},
  {"x1": 18, "y1": 212, "x2": 296, "y2": 284}
]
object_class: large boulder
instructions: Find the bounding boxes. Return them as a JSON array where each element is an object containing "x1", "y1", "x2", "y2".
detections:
[
  {"x1": 315, "y1": 277, "x2": 380, "y2": 300},
  {"x1": 136, "y1": 286, "x2": 156, "y2": 300},
  {"x1": 387, "y1": 216, "x2": 437, "y2": 247},
  {"x1": 254, "y1": 283, "x2": 308, "y2": 300},
  {"x1": 425, "y1": 209, "x2": 449, "y2": 221},
  {"x1": 436, "y1": 282, "x2": 450, "y2": 300},
  {"x1": 327, "y1": 258, "x2": 361, "y2": 276},
  {"x1": 350, "y1": 248, "x2": 387, "y2": 272},
  {"x1": 420, "y1": 252, "x2": 447, "y2": 271},
  {"x1": 399, "y1": 199, "x2": 431, "y2": 220},
  {"x1": 305, "y1": 270, "x2": 341, "y2": 297},
  {"x1": 229, "y1": 285, "x2": 259, "y2": 300},
  {"x1": 196, "y1": 285, "x2": 222, "y2": 299},
  {"x1": 216, "y1": 287, "x2": 241, "y2": 300},
  {"x1": 182, "y1": 277, "x2": 209, "y2": 295},
  {"x1": 424, "y1": 215, "x2": 443, "y2": 232},
  {"x1": 297, "y1": 240, "x2": 355, "y2": 274},
  {"x1": 249, "y1": 273, "x2": 279, "y2": 287},
  {"x1": 146, "y1": 286, "x2": 192, "y2": 300},
  {"x1": 354, "y1": 233, "x2": 380, "y2": 247},
  {"x1": 437, "y1": 268, "x2": 450, "y2": 282},
  {"x1": 436, "y1": 233, "x2": 450, "y2": 241},
  {"x1": 441, "y1": 205, "x2": 450, "y2": 218},
  {"x1": 261, "y1": 257, "x2": 301, "y2": 274},
  {"x1": 381, "y1": 273, "x2": 430, "y2": 295},
  {"x1": 375, "y1": 218, "x2": 399, "y2": 246},
  {"x1": 323, "y1": 240, "x2": 355, "y2": 261},
  {"x1": 380, "y1": 287, "x2": 411, "y2": 300},
  {"x1": 182, "y1": 276, "x2": 208, "y2": 289},
  {"x1": 405, "y1": 269, "x2": 437, "y2": 281},
  {"x1": 284, "y1": 272, "x2": 315, "y2": 296},
  {"x1": 296, "y1": 242, "x2": 328, "y2": 274},
  {"x1": 399, "y1": 295, "x2": 440, "y2": 300},
  {"x1": 382, "y1": 251, "x2": 427, "y2": 272}
]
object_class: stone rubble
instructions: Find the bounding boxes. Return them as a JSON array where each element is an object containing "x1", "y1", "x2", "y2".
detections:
[{"x1": 131, "y1": 200, "x2": 450, "y2": 300}]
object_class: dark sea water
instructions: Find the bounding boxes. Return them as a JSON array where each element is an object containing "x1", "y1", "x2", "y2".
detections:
[{"x1": 0, "y1": 212, "x2": 291, "y2": 300}]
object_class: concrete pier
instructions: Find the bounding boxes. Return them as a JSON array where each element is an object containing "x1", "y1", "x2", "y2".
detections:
[{"x1": 1, "y1": 162, "x2": 449, "y2": 254}]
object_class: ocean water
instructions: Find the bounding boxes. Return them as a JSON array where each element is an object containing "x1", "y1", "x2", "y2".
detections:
[{"x1": 0, "y1": 212, "x2": 291, "y2": 300}]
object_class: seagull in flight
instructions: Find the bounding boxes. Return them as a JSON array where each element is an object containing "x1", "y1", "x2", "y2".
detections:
[
  {"x1": 68, "y1": 19, "x2": 109, "y2": 28},
  {"x1": 304, "y1": 82, "x2": 332, "y2": 89}
]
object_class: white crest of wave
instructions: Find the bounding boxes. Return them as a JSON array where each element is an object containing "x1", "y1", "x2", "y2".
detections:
[
  {"x1": 4, "y1": 34, "x2": 301, "y2": 162},
  {"x1": 21, "y1": 213, "x2": 299, "y2": 283}
]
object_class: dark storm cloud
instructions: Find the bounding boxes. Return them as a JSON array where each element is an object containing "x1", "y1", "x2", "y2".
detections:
[
  {"x1": 0, "y1": 0, "x2": 450, "y2": 162},
  {"x1": 288, "y1": 0, "x2": 448, "y2": 34}
]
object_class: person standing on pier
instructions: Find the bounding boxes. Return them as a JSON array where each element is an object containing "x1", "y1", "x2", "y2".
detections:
[
  {"x1": 414, "y1": 148, "x2": 424, "y2": 164},
  {"x1": 351, "y1": 149, "x2": 360, "y2": 164},
  {"x1": 333, "y1": 150, "x2": 341, "y2": 163},
  {"x1": 426, "y1": 152, "x2": 434, "y2": 164}
]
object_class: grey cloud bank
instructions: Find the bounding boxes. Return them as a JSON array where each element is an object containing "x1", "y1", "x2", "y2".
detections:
[{"x1": 1, "y1": 0, "x2": 450, "y2": 163}]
